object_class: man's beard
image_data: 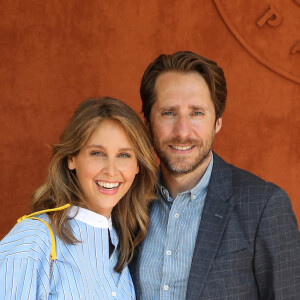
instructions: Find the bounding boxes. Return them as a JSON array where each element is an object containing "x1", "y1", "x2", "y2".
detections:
[{"x1": 152, "y1": 132, "x2": 215, "y2": 177}]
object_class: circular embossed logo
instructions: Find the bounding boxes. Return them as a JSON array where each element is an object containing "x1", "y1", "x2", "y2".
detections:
[{"x1": 213, "y1": 0, "x2": 300, "y2": 84}]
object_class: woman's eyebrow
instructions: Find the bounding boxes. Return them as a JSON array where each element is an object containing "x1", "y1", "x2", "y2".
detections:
[
  {"x1": 86, "y1": 145, "x2": 134, "y2": 152},
  {"x1": 86, "y1": 144, "x2": 105, "y2": 149}
]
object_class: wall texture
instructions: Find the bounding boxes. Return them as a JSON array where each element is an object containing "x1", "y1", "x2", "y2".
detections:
[{"x1": 0, "y1": 0, "x2": 299, "y2": 238}]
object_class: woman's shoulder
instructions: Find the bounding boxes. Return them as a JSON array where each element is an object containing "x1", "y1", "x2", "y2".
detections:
[{"x1": 0, "y1": 213, "x2": 52, "y2": 262}]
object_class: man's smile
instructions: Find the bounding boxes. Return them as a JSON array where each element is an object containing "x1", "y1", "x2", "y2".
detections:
[{"x1": 169, "y1": 145, "x2": 195, "y2": 151}]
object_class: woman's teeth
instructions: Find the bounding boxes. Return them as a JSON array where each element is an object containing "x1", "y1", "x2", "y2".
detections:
[{"x1": 96, "y1": 181, "x2": 120, "y2": 189}]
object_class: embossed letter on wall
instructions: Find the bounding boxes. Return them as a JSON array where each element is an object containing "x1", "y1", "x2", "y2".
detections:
[
  {"x1": 213, "y1": 0, "x2": 300, "y2": 84},
  {"x1": 256, "y1": 5, "x2": 282, "y2": 28}
]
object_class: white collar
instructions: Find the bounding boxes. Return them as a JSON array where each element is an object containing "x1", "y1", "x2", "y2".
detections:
[{"x1": 68, "y1": 206, "x2": 112, "y2": 229}]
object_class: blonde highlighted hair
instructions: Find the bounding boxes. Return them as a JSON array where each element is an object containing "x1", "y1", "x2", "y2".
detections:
[{"x1": 31, "y1": 97, "x2": 157, "y2": 272}]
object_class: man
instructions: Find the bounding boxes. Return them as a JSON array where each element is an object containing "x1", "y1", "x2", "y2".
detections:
[{"x1": 129, "y1": 51, "x2": 300, "y2": 299}]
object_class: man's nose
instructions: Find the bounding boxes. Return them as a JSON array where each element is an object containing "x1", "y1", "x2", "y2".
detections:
[{"x1": 173, "y1": 115, "x2": 192, "y2": 138}]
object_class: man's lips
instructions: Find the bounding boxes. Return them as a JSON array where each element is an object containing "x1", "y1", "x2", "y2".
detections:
[{"x1": 169, "y1": 145, "x2": 195, "y2": 151}]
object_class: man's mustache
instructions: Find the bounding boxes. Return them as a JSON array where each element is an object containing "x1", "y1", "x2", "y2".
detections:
[{"x1": 162, "y1": 138, "x2": 202, "y2": 146}]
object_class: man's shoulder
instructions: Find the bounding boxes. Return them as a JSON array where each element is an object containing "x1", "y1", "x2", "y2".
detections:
[
  {"x1": 213, "y1": 152, "x2": 283, "y2": 193},
  {"x1": 212, "y1": 153, "x2": 293, "y2": 224}
]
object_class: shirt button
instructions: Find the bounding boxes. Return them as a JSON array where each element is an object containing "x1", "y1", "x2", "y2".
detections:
[
  {"x1": 163, "y1": 285, "x2": 169, "y2": 291},
  {"x1": 192, "y1": 195, "x2": 196, "y2": 200},
  {"x1": 175, "y1": 213, "x2": 179, "y2": 218},
  {"x1": 112, "y1": 291, "x2": 117, "y2": 297},
  {"x1": 166, "y1": 250, "x2": 172, "y2": 255}
]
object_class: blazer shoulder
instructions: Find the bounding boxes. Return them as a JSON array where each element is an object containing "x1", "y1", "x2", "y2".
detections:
[
  {"x1": 228, "y1": 163, "x2": 292, "y2": 218},
  {"x1": 213, "y1": 152, "x2": 287, "y2": 200},
  {"x1": 230, "y1": 163, "x2": 282, "y2": 191}
]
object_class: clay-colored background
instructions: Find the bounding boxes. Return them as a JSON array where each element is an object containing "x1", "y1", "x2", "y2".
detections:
[{"x1": 1, "y1": 1, "x2": 299, "y2": 238}]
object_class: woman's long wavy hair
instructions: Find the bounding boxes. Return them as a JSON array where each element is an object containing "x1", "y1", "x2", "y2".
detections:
[{"x1": 31, "y1": 97, "x2": 157, "y2": 272}]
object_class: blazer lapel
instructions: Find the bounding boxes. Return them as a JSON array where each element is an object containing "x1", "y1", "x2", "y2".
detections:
[{"x1": 186, "y1": 153, "x2": 233, "y2": 299}]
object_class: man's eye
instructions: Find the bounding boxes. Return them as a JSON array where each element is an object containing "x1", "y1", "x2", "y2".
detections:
[
  {"x1": 162, "y1": 111, "x2": 174, "y2": 116},
  {"x1": 119, "y1": 153, "x2": 131, "y2": 158},
  {"x1": 192, "y1": 111, "x2": 204, "y2": 116}
]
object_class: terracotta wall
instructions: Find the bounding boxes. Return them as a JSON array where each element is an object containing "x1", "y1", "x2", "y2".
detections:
[{"x1": 1, "y1": 0, "x2": 299, "y2": 238}]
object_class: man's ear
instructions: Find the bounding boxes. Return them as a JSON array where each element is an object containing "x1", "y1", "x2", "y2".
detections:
[
  {"x1": 68, "y1": 156, "x2": 76, "y2": 170},
  {"x1": 215, "y1": 117, "x2": 222, "y2": 134}
]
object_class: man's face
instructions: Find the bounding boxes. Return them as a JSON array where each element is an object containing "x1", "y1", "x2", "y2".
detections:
[{"x1": 149, "y1": 71, "x2": 222, "y2": 176}]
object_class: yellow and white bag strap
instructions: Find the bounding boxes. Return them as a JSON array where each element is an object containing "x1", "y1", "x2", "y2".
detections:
[{"x1": 17, "y1": 204, "x2": 71, "y2": 260}]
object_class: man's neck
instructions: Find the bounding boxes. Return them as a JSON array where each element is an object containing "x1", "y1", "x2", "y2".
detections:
[{"x1": 160, "y1": 152, "x2": 212, "y2": 199}]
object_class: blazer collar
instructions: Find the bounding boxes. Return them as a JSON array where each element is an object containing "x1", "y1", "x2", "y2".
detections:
[{"x1": 186, "y1": 152, "x2": 233, "y2": 299}]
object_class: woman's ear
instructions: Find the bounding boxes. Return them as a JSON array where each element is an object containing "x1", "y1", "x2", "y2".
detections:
[{"x1": 68, "y1": 156, "x2": 76, "y2": 170}]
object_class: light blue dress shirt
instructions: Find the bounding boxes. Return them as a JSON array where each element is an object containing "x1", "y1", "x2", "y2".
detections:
[
  {"x1": 0, "y1": 206, "x2": 135, "y2": 299},
  {"x1": 137, "y1": 155, "x2": 213, "y2": 299}
]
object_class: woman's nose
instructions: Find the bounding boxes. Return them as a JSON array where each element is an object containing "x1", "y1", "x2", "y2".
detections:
[{"x1": 103, "y1": 158, "x2": 118, "y2": 176}]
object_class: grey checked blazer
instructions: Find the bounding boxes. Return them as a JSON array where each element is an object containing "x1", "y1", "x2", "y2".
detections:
[{"x1": 129, "y1": 153, "x2": 300, "y2": 299}]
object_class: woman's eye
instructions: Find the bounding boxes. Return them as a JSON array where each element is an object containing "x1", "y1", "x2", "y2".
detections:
[
  {"x1": 119, "y1": 153, "x2": 131, "y2": 158},
  {"x1": 91, "y1": 151, "x2": 104, "y2": 156}
]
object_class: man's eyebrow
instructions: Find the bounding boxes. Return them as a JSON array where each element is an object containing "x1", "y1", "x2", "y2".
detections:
[
  {"x1": 188, "y1": 105, "x2": 208, "y2": 110},
  {"x1": 159, "y1": 105, "x2": 177, "y2": 110},
  {"x1": 159, "y1": 105, "x2": 208, "y2": 110}
]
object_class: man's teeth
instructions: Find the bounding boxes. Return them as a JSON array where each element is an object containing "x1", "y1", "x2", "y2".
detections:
[
  {"x1": 172, "y1": 145, "x2": 193, "y2": 151},
  {"x1": 96, "y1": 181, "x2": 120, "y2": 189}
]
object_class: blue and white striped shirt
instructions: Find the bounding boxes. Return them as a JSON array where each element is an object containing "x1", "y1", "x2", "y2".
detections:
[
  {"x1": 0, "y1": 206, "x2": 135, "y2": 299},
  {"x1": 136, "y1": 155, "x2": 213, "y2": 299}
]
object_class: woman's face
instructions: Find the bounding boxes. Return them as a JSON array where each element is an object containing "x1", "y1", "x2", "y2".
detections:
[{"x1": 68, "y1": 119, "x2": 139, "y2": 218}]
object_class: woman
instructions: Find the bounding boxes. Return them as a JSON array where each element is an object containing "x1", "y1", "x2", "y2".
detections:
[{"x1": 0, "y1": 97, "x2": 157, "y2": 299}]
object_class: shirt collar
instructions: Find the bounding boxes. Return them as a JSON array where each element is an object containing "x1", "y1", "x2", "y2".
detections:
[
  {"x1": 158, "y1": 152, "x2": 214, "y2": 202},
  {"x1": 68, "y1": 206, "x2": 113, "y2": 230}
]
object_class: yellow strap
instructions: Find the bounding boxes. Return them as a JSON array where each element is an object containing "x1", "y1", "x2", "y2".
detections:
[
  {"x1": 17, "y1": 204, "x2": 70, "y2": 260},
  {"x1": 17, "y1": 204, "x2": 71, "y2": 222},
  {"x1": 27, "y1": 217, "x2": 57, "y2": 260}
]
